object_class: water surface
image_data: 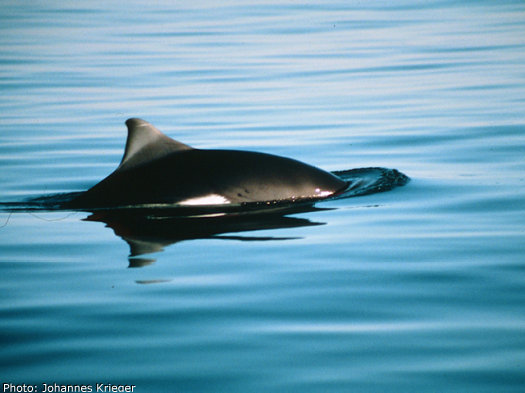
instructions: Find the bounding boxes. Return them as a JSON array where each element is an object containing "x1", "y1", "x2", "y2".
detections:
[{"x1": 1, "y1": 1, "x2": 525, "y2": 392}]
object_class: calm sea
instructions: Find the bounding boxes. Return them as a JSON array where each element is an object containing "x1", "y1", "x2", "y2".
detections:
[{"x1": 1, "y1": 1, "x2": 525, "y2": 392}]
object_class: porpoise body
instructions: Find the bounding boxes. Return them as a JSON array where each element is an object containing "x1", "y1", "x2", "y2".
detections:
[{"x1": 68, "y1": 118, "x2": 348, "y2": 208}]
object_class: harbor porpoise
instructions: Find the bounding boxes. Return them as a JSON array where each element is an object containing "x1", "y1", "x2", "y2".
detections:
[{"x1": 67, "y1": 118, "x2": 348, "y2": 209}]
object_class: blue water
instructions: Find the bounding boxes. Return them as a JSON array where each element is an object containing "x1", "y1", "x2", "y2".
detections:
[{"x1": 1, "y1": 1, "x2": 525, "y2": 392}]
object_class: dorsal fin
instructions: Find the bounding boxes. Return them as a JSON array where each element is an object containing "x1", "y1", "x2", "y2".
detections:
[{"x1": 118, "y1": 118, "x2": 192, "y2": 170}]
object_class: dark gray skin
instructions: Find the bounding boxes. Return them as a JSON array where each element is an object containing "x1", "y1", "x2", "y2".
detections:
[{"x1": 68, "y1": 118, "x2": 347, "y2": 209}]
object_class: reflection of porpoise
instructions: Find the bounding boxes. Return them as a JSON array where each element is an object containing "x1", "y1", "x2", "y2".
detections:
[
  {"x1": 68, "y1": 118, "x2": 348, "y2": 208},
  {"x1": 84, "y1": 204, "x2": 328, "y2": 267}
]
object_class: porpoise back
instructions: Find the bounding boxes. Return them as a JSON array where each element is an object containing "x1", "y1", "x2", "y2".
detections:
[{"x1": 68, "y1": 118, "x2": 347, "y2": 208}]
